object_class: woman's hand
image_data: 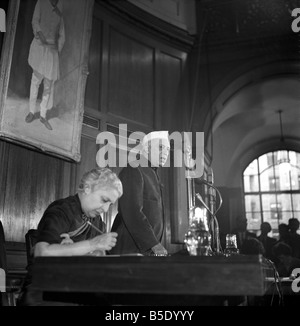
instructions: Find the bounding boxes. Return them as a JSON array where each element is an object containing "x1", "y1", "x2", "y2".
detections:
[
  {"x1": 60, "y1": 233, "x2": 74, "y2": 245},
  {"x1": 90, "y1": 232, "x2": 118, "y2": 251}
]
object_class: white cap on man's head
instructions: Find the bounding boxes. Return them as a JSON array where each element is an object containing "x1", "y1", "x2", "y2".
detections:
[{"x1": 142, "y1": 131, "x2": 169, "y2": 147}]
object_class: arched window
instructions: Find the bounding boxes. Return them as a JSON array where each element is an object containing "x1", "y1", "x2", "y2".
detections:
[{"x1": 243, "y1": 150, "x2": 300, "y2": 237}]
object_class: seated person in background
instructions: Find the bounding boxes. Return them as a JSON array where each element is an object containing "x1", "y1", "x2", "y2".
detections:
[
  {"x1": 232, "y1": 217, "x2": 257, "y2": 250},
  {"x1": 272, "y1": 223, "x2": 290, "y2": 265},
  {"x1": 240, "y1": 238, "x2": 265, "y2": 256},
  {"x1": 272, "y1": 242, "x2": 300, "y2": 277},
  {"x1": 276, "y1": 223, "x2": 290, "y2": 244},
  {"x1": 18, "y1": 168, "x2": 123, "y2": 306},
  {"x1": 287, "y1": 218, "x2": 300, "y2": 259},
  {"x1": 257, "y1": 222, "x2": 277, "y2": 260}
]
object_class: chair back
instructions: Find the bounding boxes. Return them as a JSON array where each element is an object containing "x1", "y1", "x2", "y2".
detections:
[
  {"x1": 25, "y1": 229, "x2": 39, "y2": 266},
  {"x1": 0, "y1": 220, "x2": 7, "y2": 272}
]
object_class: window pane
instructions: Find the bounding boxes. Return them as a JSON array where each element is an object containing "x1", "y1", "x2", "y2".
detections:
[
  {"x1": 291, "y1": 166, "x2": 300, "y2": 191},
  {"x1": 277, "y1": 194, "x2": 292, "y2": 211},
  {"x1": 276, "y1": 164, "x2": 292, "y2": 191},
  {"x1": 260, "y1": 166, "x2": 274, "y2": 192},
  {"x1": 258, "y1": 153, "x2": 272, "y2": 174},
  {"x1": 280, "y1": 211, "x2": 294, "y2": 225},
  {"x1": 246, "y1": 212, "x2": 261, "y2": 232},
  {"x1": 263, "y1": 211, "x2": 273, "y2": 222},
  {"x1": 244, "y1": 151, "x2": 300, "y2": 236},
  {"x1": 244, "y1": 160, "x2": 259, "y2": 192},
  {"x1": 244, "y1": 160, "x2": 258, "y2": 176},
  {"x1": 293, "y1": 211, "x2": 300, "y2": 221},
  {"x1": 244, "y1": 174, "x2": 259, "y2": 193},
  {"x1": 289, "y1": 151, "x2": 297, "y2": 166},
  {"x1": 263, "y1": 210, "x2": 282, "y2": 222},
  {"x1": 276, "y1": 150, "x2": 288, "y2": 165},
  {"x1": 245, "y1": 195, "x2": 261, "y2": 213},
  {"x1": 296, "y1": 152, "x2": 300, "y2": 166},
  {"x1": 261, "y1": 194, "x2": 277, "y2": 211},
  {"x1": 292, "y1": 194, "x2": 300, "y2": 212}
]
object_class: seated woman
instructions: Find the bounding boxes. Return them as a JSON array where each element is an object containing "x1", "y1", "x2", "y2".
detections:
[{"x1": 18, "y1": 168, "x2": 123, "y2": 306}]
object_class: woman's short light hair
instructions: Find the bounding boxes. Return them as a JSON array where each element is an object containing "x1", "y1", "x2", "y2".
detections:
[{"x1": 78, "y1": 168, "x2": 123, "y2": 196}]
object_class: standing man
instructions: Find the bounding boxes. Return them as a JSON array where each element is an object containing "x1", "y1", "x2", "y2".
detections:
[
  {"x1": 111, "y1": 131, "x2": 170, "y2": 256},
  {"x1": 25, "y1": 0, "x2": 65, "y2": 131}
]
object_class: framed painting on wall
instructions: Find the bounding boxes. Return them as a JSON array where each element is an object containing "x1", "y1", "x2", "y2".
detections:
[{"x1": 0, "y1": 0, "x2": 94, "y2": 162}]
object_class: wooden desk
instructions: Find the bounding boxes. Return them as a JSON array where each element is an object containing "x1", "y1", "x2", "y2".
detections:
[{"x1": 31, "y1": 254, "x2": 273, "y2": 305}]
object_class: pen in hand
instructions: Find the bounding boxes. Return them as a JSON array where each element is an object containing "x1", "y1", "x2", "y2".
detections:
[
  {"x1": 86, "y1": 221, "x2": 109, "y2": 256},
  {"x1": 82, "y1": 213, "x2": 106, "y2": 235},
  {"x1": 87, "y1": 221, "x2": 105, "y2": 235}
]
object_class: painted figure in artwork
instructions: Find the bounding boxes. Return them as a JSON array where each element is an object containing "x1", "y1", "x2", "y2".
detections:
[{"x1": 25, "y1": 0, "x2": 65, "y2": 131}]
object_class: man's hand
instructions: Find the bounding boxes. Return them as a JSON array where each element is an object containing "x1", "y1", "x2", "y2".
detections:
[
  {"x1": 90, "y1": 232, "x2": 118, "y2": 252},
  {"x1": 37, "y1": 31, "x2": 47, "y2": 45},
  {"x1": 151, "y1": 243, "x2": 168, "y2": 256}
]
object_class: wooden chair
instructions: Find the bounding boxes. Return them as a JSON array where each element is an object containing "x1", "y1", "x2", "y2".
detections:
[
  {"x1": 0, "y1": 220, "x2": 7, "y2": 302},
  {"x1": 0, "y1": 220, "x2": 7, "y2": 271},
  {"x1": 0, "y1": 220, "x2": 20, "y2": 306},
  {"x1": 25, "y1": 229, "x2": 38, "y2": 266}
]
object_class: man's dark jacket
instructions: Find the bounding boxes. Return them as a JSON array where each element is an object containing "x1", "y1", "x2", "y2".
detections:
[{"x1": 111, "y1": 166, "x2": 165, "y2": 254}]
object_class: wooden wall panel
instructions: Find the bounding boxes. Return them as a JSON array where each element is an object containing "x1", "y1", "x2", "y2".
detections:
[
  {"x1": 108, "y1": 29, "x2": 155, "y2": 126},
  {"x1": 85, "y1": 16, "x2": 103, "y2": 111},
  {"x1": 157, "y1": 52, "x2": 183, "y2": 130},
  {"x1": 0, "y1": 141, "x2": 9, "y2": 228},
  {"x1": 74, "y1": 135, "x2": 99, "y2": 191},
  {"x1": 1, "y1": 143, "x2": 72, "y2": 242},
  {"x1": 59, "y1": 161, "x2": 75, "y2": 199}
]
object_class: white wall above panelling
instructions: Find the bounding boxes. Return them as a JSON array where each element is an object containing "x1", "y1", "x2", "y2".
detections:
[{"x1": 127, "y1": 0, "x2": 196, "y2": 34}]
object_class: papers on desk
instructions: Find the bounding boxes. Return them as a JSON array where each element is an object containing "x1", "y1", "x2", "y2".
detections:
[
  {"x1": 107, "y1": 253, "x2": 144, "y2": 257},
  {"x1": 87, "y1": 251, "x2": 144, "y2": 257}
]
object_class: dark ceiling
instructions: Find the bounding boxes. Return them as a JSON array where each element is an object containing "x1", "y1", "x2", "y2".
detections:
[
  {"x1": 194, "y1": 1, "x2": 300, "y2": 186},
  {"x1": 203, "y1": 0, "x2": 299, "y2": 41}
]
